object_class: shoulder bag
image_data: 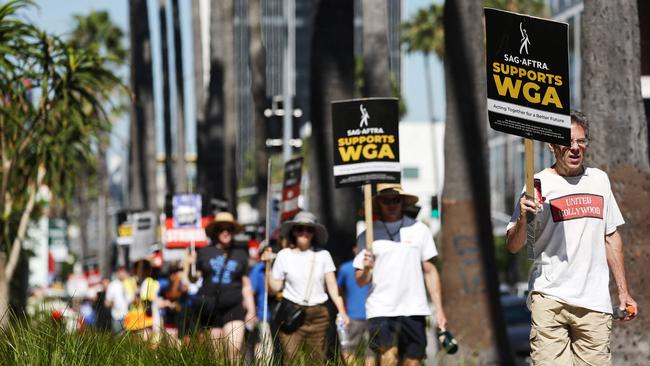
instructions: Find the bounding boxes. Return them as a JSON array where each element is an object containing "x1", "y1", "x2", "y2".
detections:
[{"x1": 275, "y1": 252, "x2": 317, "y2": 333}]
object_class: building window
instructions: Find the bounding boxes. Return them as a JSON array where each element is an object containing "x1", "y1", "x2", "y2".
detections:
[{"x1": 403, "y1": 167, "x2": 419, "y2": 179}]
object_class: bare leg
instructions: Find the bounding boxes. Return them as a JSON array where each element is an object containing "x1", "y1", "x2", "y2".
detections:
[
  {"x1": 222, "y1": 320, "x2": 246, "y2": 359},
  {"x1": 403, "y1": 358, "x2": 421, "y2": 366},
  {"x1": 379, "y1": 347, "x2": 399, "y2": 366}
]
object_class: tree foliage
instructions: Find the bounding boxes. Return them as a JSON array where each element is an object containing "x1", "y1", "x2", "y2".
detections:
[{"x1": 0, "y1": 0, "x2": 125, "y2": 325}]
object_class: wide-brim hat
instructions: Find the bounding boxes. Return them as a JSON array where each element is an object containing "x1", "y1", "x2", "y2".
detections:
[
  {"x1": 373, "y1": 183, "x2": 419, "y2": 208},
  {"x1": 280, "y1": 211, "x2": 328, "y2": 244},
  {"x1": 205, "y1": 211, "x2": 244, "y2": 238}
]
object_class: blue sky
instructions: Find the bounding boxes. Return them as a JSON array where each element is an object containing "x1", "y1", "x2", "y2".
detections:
[{"x1": 24, "y1": 0, "x2": 443, "y2": 163}]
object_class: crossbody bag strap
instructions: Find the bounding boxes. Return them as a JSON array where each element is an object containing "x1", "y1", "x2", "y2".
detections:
[{"x1": 302, "y1": 252, "x2": 317, "y2": 305}]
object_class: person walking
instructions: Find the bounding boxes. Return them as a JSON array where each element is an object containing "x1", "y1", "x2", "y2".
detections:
[
  {"x1": 506, "y1": 111, "x2": 637, "y2": 365},
  {"x1": 263, "y1": 211, "x2": 349, "y2": 364},
  {"x1": 189, "y1": 211, "x2": 256, "y2": 359},
  {"x1": 354, "y1": 183, "x2": 447, "y2": 366},
  {"x1": 105, "y1": 266, "x2": 132, "y2": 334},
  {"x1": 337, "y1": 244, "x2": 374, "y2": 365}
]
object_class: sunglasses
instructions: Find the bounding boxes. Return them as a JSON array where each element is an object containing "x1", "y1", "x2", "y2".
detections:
[
  {"x1": 216, "y1": 226, "x2": 234, "y2": 234},
  {"x1": 293, "y1": 225, "x2": 315, "y2": 234},
  {"x1": 379, "y1": 196, "x2": 402, "y2": 205}
]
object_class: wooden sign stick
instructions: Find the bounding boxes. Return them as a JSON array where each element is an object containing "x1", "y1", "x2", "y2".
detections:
[
  {"x1": 524, "y1": 138, "x2": 535, "y2": 199},
  {"x1": 364, "y1": 184, "x2": 374, "y2": 251},
  {"x1": 524, "y1": 138, "x2": 536, "y2": 258}
]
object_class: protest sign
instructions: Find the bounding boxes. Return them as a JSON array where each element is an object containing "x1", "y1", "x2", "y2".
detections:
[
  {"x1": 130, "y1": 211, "x2": 156, "y2": 262},
  {"x1": 172, "y1": 194, "x2": 202, "y2": 228},
  {"x1": 165, "y1": 194, "x2": 208, "y2": 249},
  {"x1": 281, "y1": 157, "x2": 303, "y2": 221},
  {"x1": 485, "y1": 8, "x2": 571, "y2": 146},
  {"x1": 331, "y1": 98, "x2": 400, "y2": 187}
]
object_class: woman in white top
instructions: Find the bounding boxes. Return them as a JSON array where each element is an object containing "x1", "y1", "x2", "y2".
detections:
[{"x1": 263, "y1": 211, "x2": 349, "y2": 364}]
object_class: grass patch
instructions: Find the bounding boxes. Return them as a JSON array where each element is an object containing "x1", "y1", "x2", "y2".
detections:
[{"x1": 0, "y1": 312, "x2": 359, "y2": 365}]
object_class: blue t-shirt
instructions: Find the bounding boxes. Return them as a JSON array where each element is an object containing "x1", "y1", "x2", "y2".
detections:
[
  {"x1": 250, "y1": 262, "x2": 272, "y2": 321},
  {"x1": 337, "y1": 260, "x2": 369, "y2": 320}
]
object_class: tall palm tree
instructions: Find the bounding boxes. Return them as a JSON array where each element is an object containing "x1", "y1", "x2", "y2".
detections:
[
  {"x1": 171, "y1": 0, "x2": 187, "y2": 193},
  {"x1": 361, "y1": 0, "x2": 391, "y2": 97},
  {"x1": 159, "y1": 0, "x2": 175, "y2": 195},
  {"x1": 309, "y1": 0, "x2": 357, "y2": 259},
  {"x1": 440, "y1": 0, "x2": 512, "y2": 363},
  {"x1": 248, "y1": 0, "x2": 268, "y2": 219},
  {"x1": 68, "y1": 9, "x2": 127, "y2": 277},
  {"x1": 191, "y1": 0, "x2": 206, "y2": 199},
  {"x1": 582, "y1": 0, "x2": 649, "y2": 363},
  {"x1": 0, "y1": 0, "x2": 123, "y2": 325},
  {"x1": 402, "y1": 4, "x2": 443, "y2": 122},
  {"x1": 128, "y1": 0, "x2": 157, "y2": 212},
  {"x1": 197, "y1": 0, "x2": 223, "y2": 213},
  {"x1": 199, "y1": 1, "x2": 237, "y2": 212},
  {"x1": 220, "y1": 0, "x2": 238, "y2": 211}
]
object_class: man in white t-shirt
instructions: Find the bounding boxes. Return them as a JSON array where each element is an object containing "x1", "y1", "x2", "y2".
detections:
[
  {"x1": 354, "y1": 183, "x2": 447, "y2": 366},
  {"x1": 506, "y1": 111, "x2": 638, "y2": 365},
  {"x1": 105, "y1": 266, "x2": 132, "y2": 333}
]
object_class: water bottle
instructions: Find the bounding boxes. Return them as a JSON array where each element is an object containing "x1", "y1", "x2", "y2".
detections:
[{"x1": 336, "y1": 313, "x2": 349, "y2": 347}]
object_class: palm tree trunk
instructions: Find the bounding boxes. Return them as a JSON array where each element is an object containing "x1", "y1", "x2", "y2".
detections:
[
  {"x1": 361, "y1": 0, "x2": 391, "y2": 97},
  {"x1": 129, "y1": 0, "x2": 157, "y2": 211},
  {"x1": 191, "y1": 0, "x2": 206, "y2": 198},
  {"x1": 220, "y1": 0, "x2": 238, "y2": 211},
  {"x1": 582, "y1": 0, "x2": 649, "y2": 363},
  {"x1": 441, "y1": 0, "x2": 512, "y2": 364},
  {"x1": 159, "y1": 0, "x2": 175, "y2": 195},
  {"x1": 310, "y1": 0, "x2": 356, "y2": 259},
  {"x1": 423, "y1": 53, "x2": 435, "y2": 121},
  {"x1": 248, "y1": 0, "x2": 268, "y2": 218},
  {"x1": 198, "y1": 1, "x2": 225, "y2": 209},
  {"x1": 171, "y1": 0, "x2": 187, "y2": 193}
]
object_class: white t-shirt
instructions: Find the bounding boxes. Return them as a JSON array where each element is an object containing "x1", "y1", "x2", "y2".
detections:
[
  {"x1": 353, "y1": 217, "x2": 437, "y2": 318},
  {"x1": 507, "y1": 167, "x2": 624, "y2": 313},
  {"x1": 106, "y1": 279, "x2": 130, "y2": 320},
  {"x1": 272, "y1": 248, "x2": 336, "y2": 306}
]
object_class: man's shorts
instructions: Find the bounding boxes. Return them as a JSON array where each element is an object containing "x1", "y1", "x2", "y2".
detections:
[
  {"x1": 368, "y1": 316, "x2": 427, "y2": 360},
  {"x1": 342, "y1": 319, "x2": 375, "y2": 357},
  {"x1": 530, "y1": 292, "x2": 612, "y2": 365}
]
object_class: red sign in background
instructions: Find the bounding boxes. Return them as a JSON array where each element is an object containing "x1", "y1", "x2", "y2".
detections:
[{"x1": 164, "y1": 216, "x2": 211, "y2": 249}]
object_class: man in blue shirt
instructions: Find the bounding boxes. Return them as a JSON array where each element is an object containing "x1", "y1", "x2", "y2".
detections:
[{"x1": 338, "y1": 245, "x2": 375, "y2": 365}]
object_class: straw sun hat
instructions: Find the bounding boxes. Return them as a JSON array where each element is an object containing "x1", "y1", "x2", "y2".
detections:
[
  {"x1": 280, "y1": 211, "x2": 329, "y2": 244},
  {"x1": 373, "y1": 183, "x2": 419, "y2": 207},
  {"x1": 205, "y1": 211, "x2": 244, "y2": 238}
]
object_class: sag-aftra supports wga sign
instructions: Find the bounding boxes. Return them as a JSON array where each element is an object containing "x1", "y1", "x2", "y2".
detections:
[
  {"x1": 331, "y1": 98, "x2": 400, "y2": 188},
  {"x1": 485, "y1": 8, "x2": 571, "y2": 147}
]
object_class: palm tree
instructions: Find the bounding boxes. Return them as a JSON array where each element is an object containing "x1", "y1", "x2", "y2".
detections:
[
  {"x1": 361, "y1": 0, "x2": 391, "y2": 97},
  {"x1": 171, "y1": 0, "x2": 187, "y2": 193},
  {"x1": 0, "y1": 0, "x2": 124, "y2": 325},
  {"x1": 220, "y1": 0, "x2": 238, "y2": 211},
  {"x1": 248, "y1": 0, "x2": 268, "y2": 219},
  {"x1": 581, "y1": 0, "x2": 649, "y2": 362},
  {"x1": 159, "y1": 0, "x2": 175, "y2": 195},
  {"x1": 199, "y1": 1, "x2": 237, "y2": 212},
  {"x1": 128, "y1": 0, "x2": 157, "y2": 211},
  {"x1": 402, "y1": 4, "x2": 443, "y2": 122},
  {"x1": 191, "y1": 0, "x2": 206, "y2": 199},
  {"x1": 309, "y1": 0, "x2": 357, "y2": 259},
  {"x1": 68, "y1": 10, "x2": 127, "y2": 276},
  {"x1": 440, "y1": 0, "x2": 512, "y2": 363}
]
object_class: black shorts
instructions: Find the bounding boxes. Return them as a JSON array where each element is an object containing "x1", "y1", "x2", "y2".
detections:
[
  {"x1": 201, "y1": 304, "x2": 246, "y2": 328},
  {"x1": 368, "y1": 316, "x2": 427, "y2": 360},
  {"x1": 190, "y1": 296, "x2": 246, "y2": 330}
]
